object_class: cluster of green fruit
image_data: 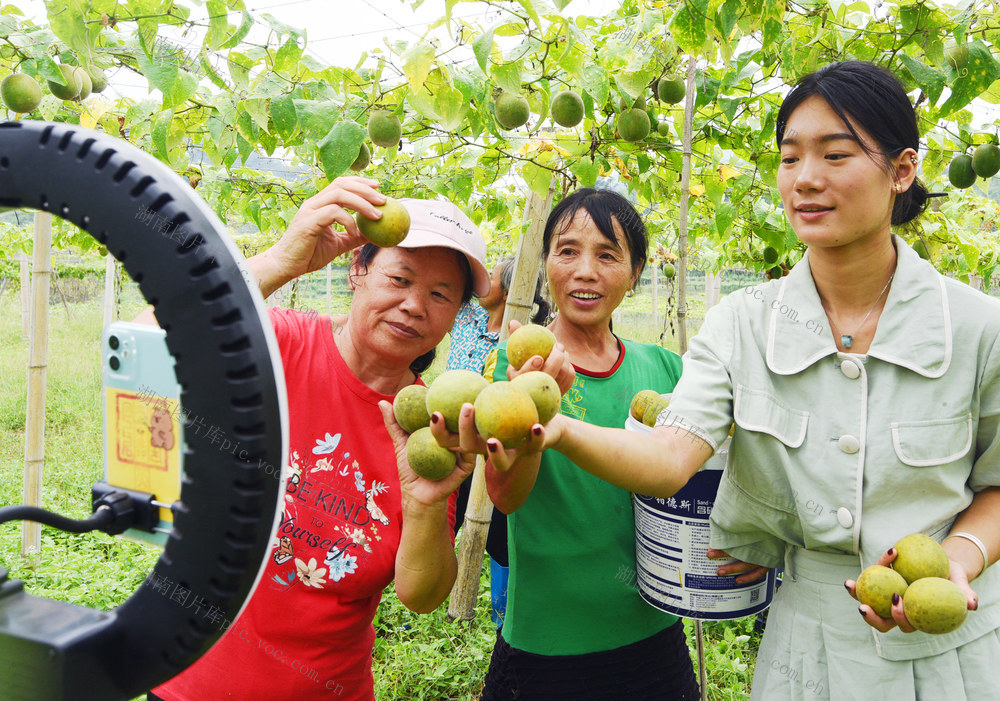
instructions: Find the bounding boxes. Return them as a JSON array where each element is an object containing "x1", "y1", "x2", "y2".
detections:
[
  {"x1": 349, "y1": 109, "x2": 403, "y2": 172},
  {"x1": 0, "y1": 65, "x2": 108, "y2": 114},
  {"x1": 393, "y1": 324, "x2": 560, "y2": 481},
  {"x1": 948, "y1": 143, "x2": 1000, "y2": 189},
  {"x1": 855, "y1": 533, "x2": 968, "y2": 635},
  {"x1": 490, "y1": 74, "x2": 684, "y2": 138},
  {"x1": 615, "y1": 77, "x2": 686, "y2": 144},
  {"x1": 629, "y1": 389, "x2": 671, "y2": 428},
  {"x1": 354, "y1": 196, "x2": 411, "y2": 247},
  {"x1": 491, "y1": 90, "x2": 584, "y2": 131}
]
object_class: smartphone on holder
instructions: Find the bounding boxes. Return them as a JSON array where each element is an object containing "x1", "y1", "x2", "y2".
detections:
[{"x1": 100, "y1": 321, "x2": 183, "y2": 547}]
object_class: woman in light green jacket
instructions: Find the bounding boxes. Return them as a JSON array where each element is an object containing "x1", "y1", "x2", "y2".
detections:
[{"x1": 486, "y1": 61, "x2": 1000, "y2": 699}]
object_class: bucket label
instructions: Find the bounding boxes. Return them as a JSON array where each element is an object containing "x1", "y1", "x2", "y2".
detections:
[{"x1": 633, "y1": 458, "x2": 775, "y2": 620}]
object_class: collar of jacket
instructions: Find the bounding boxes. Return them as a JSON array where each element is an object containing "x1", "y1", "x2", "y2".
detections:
[{"x1": 765, "y1": 235, "x2": 951, "y2": 378}]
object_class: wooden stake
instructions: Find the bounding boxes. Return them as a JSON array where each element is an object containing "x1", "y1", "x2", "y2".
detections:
[
  {"x1": 704, "y1": 270, "x2": 721, "y2": 312},
  {"x1": 102, "y1": 251, "x2": 118, "y2": 329},
  {"x1": 448, "y1": 180, "x2": 556, "y2": 622},
  {"x1": 19, "y1": 252, "x2": 30, "y2": 338},
  {"x1": 22, "y1": 211, "x2": 52, "y2": 557}
]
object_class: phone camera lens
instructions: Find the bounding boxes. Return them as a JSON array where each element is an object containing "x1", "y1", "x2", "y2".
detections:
[
  {"x1": 109, "y1": 356, "x2": 121, "y2": 371},
  {"x1": 109, "y1": 335, "x2": 120, "y2": 350}
]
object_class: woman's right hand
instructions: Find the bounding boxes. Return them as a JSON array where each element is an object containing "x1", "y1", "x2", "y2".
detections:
[
  {"x1": 428, "y1": 402, "x2": 553, "y2": 473},
  {"x1": 259, "y1": 176, "x2": 386, "y2": 285}
]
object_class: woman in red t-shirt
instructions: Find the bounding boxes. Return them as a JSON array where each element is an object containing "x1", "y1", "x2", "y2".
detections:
[{"x1": 145, "y1": 176, "x2": 492, "y2": 700}]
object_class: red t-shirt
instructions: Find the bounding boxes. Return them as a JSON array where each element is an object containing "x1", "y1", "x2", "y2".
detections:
[{"x1": 155, "y1": 309, "x2": 456, "y2": 700}]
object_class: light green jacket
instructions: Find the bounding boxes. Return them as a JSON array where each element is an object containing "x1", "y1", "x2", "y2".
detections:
[{"x1": 665, "y1": 237, "x2": 1000, "y2": 660}]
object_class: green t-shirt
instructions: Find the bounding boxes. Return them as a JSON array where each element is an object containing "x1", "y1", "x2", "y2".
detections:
[{"x1": 495, "y1": 337, "x2": 684, "y2": 655}]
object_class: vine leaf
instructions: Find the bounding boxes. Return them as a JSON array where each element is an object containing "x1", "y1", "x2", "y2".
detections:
[
  {"x1": 317, "y1": 121, "x2": 365, "y2": 181},
  {"x1": 670, "y1": 0, "x2": 709, "y2": 56},
  {"x1": 899, "y1": 54, "x2": 945, "y2": 106},
  {"x1": 940, "y1": 41, "x2": 1000, "y2": 117}
]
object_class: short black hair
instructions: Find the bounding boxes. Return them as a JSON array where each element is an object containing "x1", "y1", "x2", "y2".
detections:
[
  {"x1": 542, "y1": 188, "x2": 648, "y2": 281},
  {"x1": 776, "y1": 61, "x2": 929, "y2": 226},
  {"x1": 352, "y1": 243, "x2": 473, "y2": 374}
]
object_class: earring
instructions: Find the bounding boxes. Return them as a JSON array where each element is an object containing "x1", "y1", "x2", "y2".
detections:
[
  {"x1": 894, "y1": 182, "x2": 902, "y2": 193},
  {"x1": 910, "y1": 155, "x2": 918, "y2": 165}
]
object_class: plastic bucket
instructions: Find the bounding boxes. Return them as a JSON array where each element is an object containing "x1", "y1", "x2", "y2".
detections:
[{"x1": 626, "y1": 413, "x2": 776, "y2": 620}]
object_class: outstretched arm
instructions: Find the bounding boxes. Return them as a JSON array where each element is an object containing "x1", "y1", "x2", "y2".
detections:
[
  {"x1": 249, "y1": 176, "x2": 385, "y2": 297},
  {"x1": 533, "y1": 414, "x2": 715, "y2": 498}
]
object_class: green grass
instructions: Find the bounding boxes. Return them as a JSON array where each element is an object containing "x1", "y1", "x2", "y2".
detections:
[{"x1": 0, "y1": 282, "x2": 758, "y2": 700}]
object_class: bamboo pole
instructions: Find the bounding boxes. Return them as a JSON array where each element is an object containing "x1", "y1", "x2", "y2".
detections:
[
  {"x1": 678, "y1": 57, "x2": 709, "y2": 701},
  {"x1": 704, "y1": 270, "x2": 721, "y2": 312},
  {"x1": 102, "y1": 251, "x2": 118, "y2": 328},
  {"x1": 448, "y1": 180, "x2": 556, "y2": 622},
  {"x1": 677, "y1": 60, "x2": 696, "y2": 357},
  {"x1": 22, "y1": 211, "x2": 52, "y2": 557},
  {"x1": 19, "y1": 252, "x2": 30, "y2": 338}
]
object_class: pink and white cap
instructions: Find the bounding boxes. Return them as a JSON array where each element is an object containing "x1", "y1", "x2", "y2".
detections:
[{"x1": 395, "y1": 198, "x2": 491, "y2": 297}]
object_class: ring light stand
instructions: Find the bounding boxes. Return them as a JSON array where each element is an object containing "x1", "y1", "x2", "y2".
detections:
[{"x1": 0, "y1": 120, "x2": 288, "y2": 700}]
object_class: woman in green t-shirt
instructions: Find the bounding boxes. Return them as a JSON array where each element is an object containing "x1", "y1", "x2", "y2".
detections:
[{"x1": 448, "y1": 188, "x2": 703, "y2": 699}]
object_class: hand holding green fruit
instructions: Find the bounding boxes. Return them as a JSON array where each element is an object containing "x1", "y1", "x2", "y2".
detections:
[
  {"x1": 266, "y1": 176, "x2": 388, "y2": 283},
  {"x1": 378, "y1": 400, "x2": 475, "y2": 506},
  {"x1": 847, "y1": 533, "x2": 978, "y2": 635}
]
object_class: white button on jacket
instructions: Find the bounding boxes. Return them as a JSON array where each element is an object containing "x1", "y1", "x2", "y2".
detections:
[
  {"x1": 840, "y1": 358, "x2": 861, "y2": 379},
  {"x1": 838, "y1": 435, "x2": 860, "y2": 454}
]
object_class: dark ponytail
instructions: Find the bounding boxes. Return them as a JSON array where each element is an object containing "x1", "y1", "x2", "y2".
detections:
[
  {"x1": 530, "y1": 294, "x2": 551, "y2": 325},
  {"x1": 892, "y1": 179, "x2": 930, "y2": 226}
]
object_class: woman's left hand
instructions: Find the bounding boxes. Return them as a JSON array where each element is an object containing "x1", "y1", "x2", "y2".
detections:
[
  {"x1": 845, "y1": 548, "x2": 980, "y2": 634},
  {"x1": 503, "y1": 320, "x2": 576, "y2": 395},
  {"x1": 378, "y1": 401, "x2": 477, "y2": 507}
]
